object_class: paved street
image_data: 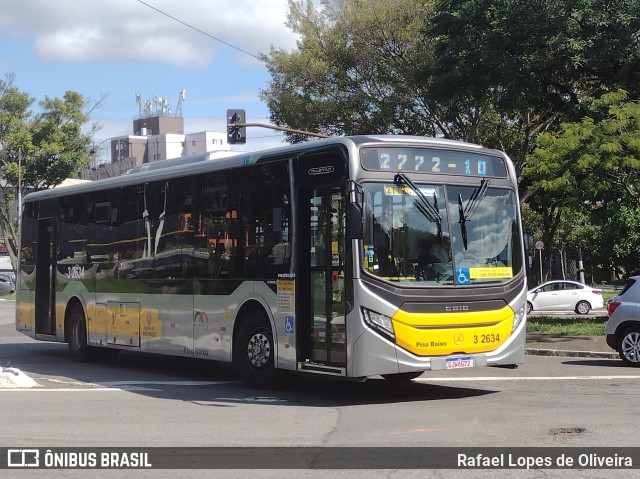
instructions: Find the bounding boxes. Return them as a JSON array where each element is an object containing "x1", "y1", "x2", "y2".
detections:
[{"x1": 1, "y1": 300, "x2": 639, "y2": 478}]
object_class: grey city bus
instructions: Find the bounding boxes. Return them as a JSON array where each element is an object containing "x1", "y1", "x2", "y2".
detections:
[{"x1": 16, "y1": 135, "x2": 527, "y2": 387}]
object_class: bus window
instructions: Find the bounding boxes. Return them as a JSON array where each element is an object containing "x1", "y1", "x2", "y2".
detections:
[
  {"x1": 241, "y1": 163, "x2": 291, "y2": 279},
  {"x1": 193, "y1": 171, "x2": 239, "y2": 279},
  {"x1": 57, "y1": 194, "x2": 87, "y2": 263}
]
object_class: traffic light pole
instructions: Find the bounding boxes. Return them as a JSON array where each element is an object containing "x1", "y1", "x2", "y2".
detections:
[
  {"x1": 227, "y1": 108, "x2": 330, "y2": 144},
  {"x1": 235, "y1": 122, "x2": 330, "y2": 138}
]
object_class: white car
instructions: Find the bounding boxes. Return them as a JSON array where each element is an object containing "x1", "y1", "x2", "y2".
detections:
[
  {"x1": 0, "y1": 273, "x2": 15, "y2": 295},
  {"x1": 526, "y1": 280, "x2": 603, "y2": 315}
]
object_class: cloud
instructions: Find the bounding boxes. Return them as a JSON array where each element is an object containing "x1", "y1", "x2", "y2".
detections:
[{"x1": 0, "y1": 0, "x2": 297, "y2": 65}]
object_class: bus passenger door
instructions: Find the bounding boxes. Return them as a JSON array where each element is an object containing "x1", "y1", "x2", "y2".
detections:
[
  {"x1": 296, "y1": 152, "x2": 348, "y2": 369},
  {"x1": 34, "y1": 219, "x2": 57, "y2": 336}
]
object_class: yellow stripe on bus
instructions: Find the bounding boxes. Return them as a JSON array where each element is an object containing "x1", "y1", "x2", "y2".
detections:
[{"x1": 391, "y1": 306, "x2": 514, "y2": 356}]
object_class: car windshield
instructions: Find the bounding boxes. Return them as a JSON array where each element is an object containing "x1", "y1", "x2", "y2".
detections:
[{"x1": 361, "y1": 180, "x2": 523, "y2": 286}]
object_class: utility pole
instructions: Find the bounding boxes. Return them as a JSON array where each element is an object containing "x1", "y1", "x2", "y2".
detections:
[{"x1": 18, "y1": 147, "x2": 22, "y2": 231}]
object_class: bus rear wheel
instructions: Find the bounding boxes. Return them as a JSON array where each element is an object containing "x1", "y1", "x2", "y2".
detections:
[
  {"x1": 234, "y1": 313, "x2": 286, "y2": 389},
  {"x1": 67, "y1": 305, "x2": 96, "y2": 362}
]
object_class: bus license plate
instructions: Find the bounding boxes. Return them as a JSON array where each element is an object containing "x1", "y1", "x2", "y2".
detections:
[{"x1": 446, "y1": 357, "x2": 474, "y2": 369}]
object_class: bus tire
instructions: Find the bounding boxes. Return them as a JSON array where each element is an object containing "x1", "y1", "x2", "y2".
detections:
[
  {"x1": 67, "y1": 305, "x2": 96, "y2": 362},
  {"x1": 234, "y1": 312, "x2": 286, "y2": 389},
  {"x1": 381, "y1": 371, "x2": 423, "y2": 382}
]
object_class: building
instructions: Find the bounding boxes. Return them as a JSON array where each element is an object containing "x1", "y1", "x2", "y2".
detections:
[{"x1": 80, "y1": 90, "x2": 229, "y2": 180}]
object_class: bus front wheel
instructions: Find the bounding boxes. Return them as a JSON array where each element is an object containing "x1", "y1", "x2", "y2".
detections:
[
  {"x1": 234, "y1": 313, "x2": 285, "y2": 389},
  {"x1": 67, "y1": 306, "x2": 95, "y2": 362}
]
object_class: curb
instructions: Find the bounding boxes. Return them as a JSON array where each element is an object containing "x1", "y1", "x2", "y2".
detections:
[{"x1": 525, "y1": 348, "x2": 619, "y2": 359}]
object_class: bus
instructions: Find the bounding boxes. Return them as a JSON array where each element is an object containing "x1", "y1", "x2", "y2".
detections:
[{"x1": 15, "y1": 135, "x2": 526, "y2": 387}]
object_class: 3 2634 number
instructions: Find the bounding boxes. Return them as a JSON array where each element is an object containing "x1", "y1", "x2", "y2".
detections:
[{"x1": 473, "y1": 334, "x2": 500, "y2": 344}]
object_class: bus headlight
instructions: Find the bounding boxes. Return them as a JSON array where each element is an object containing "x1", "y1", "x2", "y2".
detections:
[
  {"x1": 512, "y1": 305, "x2": 525, "y2": 332},
  {"x1": 362, "y1": 308, "x2": 395, "y2": 340}
]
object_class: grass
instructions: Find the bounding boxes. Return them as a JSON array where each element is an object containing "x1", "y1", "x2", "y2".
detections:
[
  {"x1": 602, "y1": 290, "x2": 618, "y2": 304},
  {"x1": 527, "y1": 315, "x2": 607, "y2": 336}
]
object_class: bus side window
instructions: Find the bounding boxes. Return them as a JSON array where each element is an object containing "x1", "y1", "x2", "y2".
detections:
[
  {"x1": 194, "y1": 171, "x2": 239, "y2": 279},
  {"x1": 241, "y1": 163, "x2": 291, "y2": 279},
  {"x1": 19, "y1": 202, "x2": 38, "y2": 278},
  {"x1": 57, "y1": 194, "x2": 88, "y2": 263},
  {"x1": 88, "y1": 192, "x2": 117, "y2": 266},
  {"x1": 242, "y1": 163, "x2": 291, "y2": 278}
]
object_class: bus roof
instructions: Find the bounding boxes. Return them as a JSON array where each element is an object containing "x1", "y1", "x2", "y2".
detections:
[{"x1": 22, "y1": 135, "x2": 495, "y2": 203}]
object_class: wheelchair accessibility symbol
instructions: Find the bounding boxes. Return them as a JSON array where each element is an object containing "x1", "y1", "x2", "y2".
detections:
[
  {"x1": 285, "y1": 316, "x2": 294, "y2": 333},
  {"x1": 456, "y1": 267, "x2": 471, "y2": 284}
]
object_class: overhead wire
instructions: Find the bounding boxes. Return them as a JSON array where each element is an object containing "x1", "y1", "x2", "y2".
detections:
[{"x1": 136, "y1": 0, "x2": 261, "y2": 60}]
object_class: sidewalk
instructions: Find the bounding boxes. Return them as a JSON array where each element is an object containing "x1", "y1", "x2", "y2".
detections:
[{"x1": 526, "y1": 332, "x2": 618, "y2": 359}]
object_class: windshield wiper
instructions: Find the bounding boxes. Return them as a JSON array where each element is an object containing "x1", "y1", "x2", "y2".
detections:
[
  {"x1": 394, "y1": 173, "x2": 442, "y2": 239},
  {"x1": 458, "y1": 179, "x2": 490, "y2": 250}
]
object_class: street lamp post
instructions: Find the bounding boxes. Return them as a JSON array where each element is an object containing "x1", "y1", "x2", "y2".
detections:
[
  {"x1": 17, "y1": 147, "x2": 22, "y2": 230},
  {"x1": 578, "y1": 246, "x2": 586, "y2": 284}
]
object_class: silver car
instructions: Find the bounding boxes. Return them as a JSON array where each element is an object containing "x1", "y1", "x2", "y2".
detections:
[
  {"x1": 526, "y1": 280, "x2": 604, "y2": 315},
  {"x1": 605, "y1": 276, "x2": 640, "y2": 366},
  {"x1": 0, "y1": 273, "x2": 15, "y2": 295}
]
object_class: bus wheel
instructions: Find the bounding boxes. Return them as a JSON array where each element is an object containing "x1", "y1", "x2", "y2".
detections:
[
  {"x1": 67, "y1": 306, "x2": 95, "y2": 362},
  {"x1": 234, "y1": 313, "x2": 285, "y2": 389},
  {"x1": 381, "y1": 372, "x2": 423, "y2": 382}
]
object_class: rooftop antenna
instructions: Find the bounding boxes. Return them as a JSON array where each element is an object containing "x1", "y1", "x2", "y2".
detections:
[
  {"x1": 176, "y1": 89, "x2": 186, "y2": 117},
  {"x1": 134, "y1": 91, "x2": 142, "y2": 116}
]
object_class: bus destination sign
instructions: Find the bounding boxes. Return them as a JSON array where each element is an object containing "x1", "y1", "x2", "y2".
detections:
[{"x1": 361, "y1": 147, "x2": 507, "y2": 178}]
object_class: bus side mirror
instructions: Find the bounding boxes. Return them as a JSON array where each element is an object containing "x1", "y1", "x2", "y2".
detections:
[{"x1": 347, "y1": 202, "x2": 363, "y2": 240}]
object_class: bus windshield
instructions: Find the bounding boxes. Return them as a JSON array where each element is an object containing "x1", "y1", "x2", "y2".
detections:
[{"x1": 361, "y1": 181, "x2": 522, "y2": 285}]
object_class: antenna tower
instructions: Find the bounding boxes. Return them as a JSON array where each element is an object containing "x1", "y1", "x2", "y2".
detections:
[{"x1": 176, "y1": 89, "x2": 186, "y2": 117}]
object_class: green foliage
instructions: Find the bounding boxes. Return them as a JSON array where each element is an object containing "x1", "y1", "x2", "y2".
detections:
[
  {"x1": 529, "y1": 90, "x2": 640, "y2": 205},
  {"x1": 261, "y1": 0, "x2": 640, "y2": 281},
  {"x1": 260, "y1": 0, "x2": 438, "y2": 142},
  {"x1": 596, "y1": 203, "x2": 640, "y2": 274},
  {"x1": 525, "y1": 90, "x2": 640, "y2": 276},
  {"x1": 0, "y1": 74, "x2": 97, "y2": 268}
]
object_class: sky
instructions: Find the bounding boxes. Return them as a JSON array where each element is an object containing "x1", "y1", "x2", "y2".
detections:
[{"x1": 0, "y1": 0, "x2": 301, "y2": 160}]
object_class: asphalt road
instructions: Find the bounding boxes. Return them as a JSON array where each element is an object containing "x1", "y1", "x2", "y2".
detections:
[{"x1": 1, "y1": 300, "x2": 639, "y2": 479}]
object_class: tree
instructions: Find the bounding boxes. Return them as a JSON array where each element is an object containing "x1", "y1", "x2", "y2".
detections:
[
  {"x1": 261, "y1": 0, "x2": 640, "y2": 173},
  {"x1": 427, "y1": 0, "x2": 640, "y2": 183},
  {"x1": 260, "y1": 1, "x2": 640, "y2": 280},
  {"x1": 0, "y1": 74, "x2": 101, "y2": 269},
  {"x1": 526, "y1": 90, "x2": 640, "y2": 278},
  {"x1": 596, "y1": 204, "x2": 640, "y2": 277},
  {"x1": 260, "y1": 0, "x2": 439, "y2": 142}
]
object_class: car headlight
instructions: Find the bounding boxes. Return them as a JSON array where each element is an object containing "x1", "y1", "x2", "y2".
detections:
[
  {"x1": 512, "y1": 305, "x2": 525, "y2": 332},
  {"x1": 362, "y1": 308, "x2": 395, "y2": 340}
]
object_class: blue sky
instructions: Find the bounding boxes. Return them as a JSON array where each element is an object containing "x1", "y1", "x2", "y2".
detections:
[{"x1": 0, "y1": 0, "x2": 300, "y2": 159}]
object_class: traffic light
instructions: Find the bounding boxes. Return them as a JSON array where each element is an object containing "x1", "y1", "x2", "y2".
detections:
[{"x1": 227, "y1": 109, "x2": 246, "y2": 144}]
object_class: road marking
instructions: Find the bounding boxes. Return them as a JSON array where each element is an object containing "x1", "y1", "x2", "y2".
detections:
[
  {"x1": 0, "y1": 376, "x2": 239, "y2": 392},
  {"x1": 0, "y1": 387, "x2": 123, "y2": 392},
  {"x1": 414, "y1": 375, "x2": 640, "y2": 382}
]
